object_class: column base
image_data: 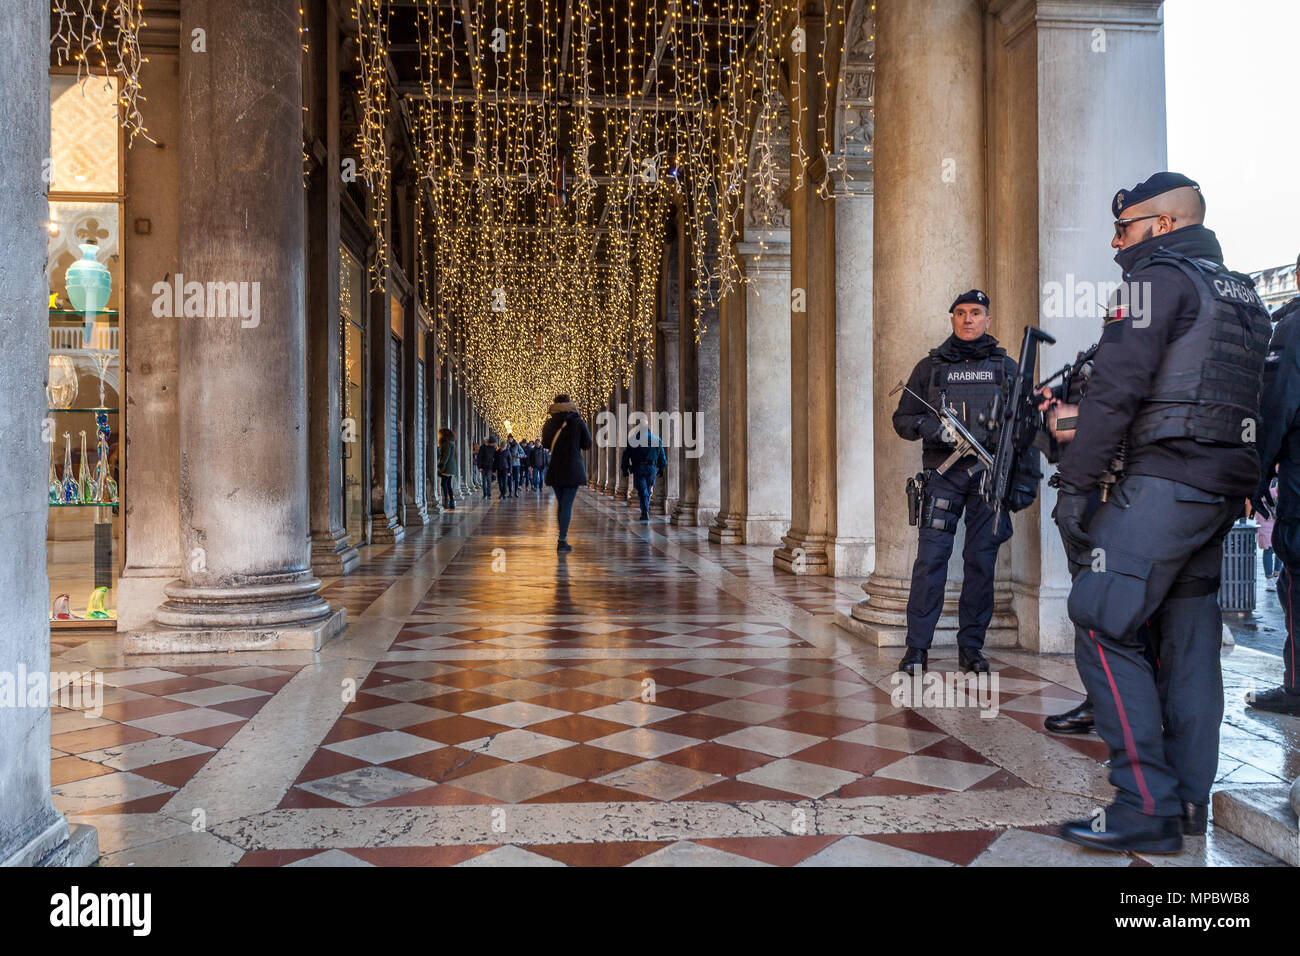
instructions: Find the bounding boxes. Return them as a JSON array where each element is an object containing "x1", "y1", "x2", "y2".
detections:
[
  {"x1": 836, "y1": 573, "x2": 1018, "y2": 647},
  {"x1": 1, "y1": 816, "x2": 98, "y2": 867},
  {"x1": 670, "y1": 501, "x2": 699, "y2": 526},
  {"x1": 403, "y1": 501, "x2": 431, "y2": 526},
  {"x1": 708, "y1": 511, "x2": 743, "y2": 544},
  {"x1": 371, "y1": 512, "x2": 405, "y2": 544},
  {"x1": 773, "y1": 532, "x2": 831, "y2": 575},
  {"x1": 658, "y1": 496, "x2": 678, "y2": 517},
  {"x1": 127, "y1": 605, "x2": 346, "y2": 654},
  {"x1": 311, "y1": 528, "x2": 360, "y2": 577}
]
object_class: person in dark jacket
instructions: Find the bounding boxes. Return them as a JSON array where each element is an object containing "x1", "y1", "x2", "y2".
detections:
[
  {"x1": 1250, "y1": 250, "x2": 1300, "y2": 716},
  {"x1": 620, "y1": 424, "x2": 668, "y2": 521},
  {"x1": 475, "y1": 435, "x2": 498, "y2": 499},
  {"x1": 493, "y1": 441, "x2": 510, "y2": 499},
  {"x1": 532, "y1": 440, "x2": 550, "y2": 489},
  {"x1": 1053, "y1": 173, "x2": 1271, "y2": 854},
  {"x1": 540, "y1": 394, "x2": 593, "y2": 551},
  {"x1": 437, "y1": 428, "x2": 458, "y2": 510},
  {"x1": 892, "y1": 289, "x2": 1040, "y2": 677}
]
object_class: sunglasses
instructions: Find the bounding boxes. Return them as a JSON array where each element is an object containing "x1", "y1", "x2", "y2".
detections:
[{"x1": 1113, "y1": 213, "x2": 1174, "y2": 238}]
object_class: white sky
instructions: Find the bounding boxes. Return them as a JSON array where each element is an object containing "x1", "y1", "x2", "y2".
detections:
[{"x1": 1166, "y1": 0, "x2": 1300, "y2": 274}]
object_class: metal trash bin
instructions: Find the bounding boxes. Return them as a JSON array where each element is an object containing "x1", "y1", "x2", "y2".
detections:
[{"x1": 1218, "y1": 519, "x2": 1257, "y2": 613}]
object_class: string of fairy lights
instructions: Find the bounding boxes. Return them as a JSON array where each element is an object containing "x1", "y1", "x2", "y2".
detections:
[
  {"x1": 44, "y1": 1, "x2": 873, "y2": 444},
  {"x1": 51, "y1": 0, "x2": 152, "y2": 144},
  {"x1": 375, "y1": 0, "x2": 862, "y2": 438}
]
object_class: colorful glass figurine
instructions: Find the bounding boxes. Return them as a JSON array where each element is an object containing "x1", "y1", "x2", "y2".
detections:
[
  {"x1": 49, "y1": 444, "x2": 61, "y2": 504},
  {"x1": 61, "y1": 433, "x2": 78, "y2": 503},
  {"x1": 85, "y1": 586, "x2": 111, "y2": 619},
  {"x1": 78, "y1": 431, "x2": 94, "y2": 503},
  {"x1": 51, "y1": 594, "x2": 74, "y2": 621}
]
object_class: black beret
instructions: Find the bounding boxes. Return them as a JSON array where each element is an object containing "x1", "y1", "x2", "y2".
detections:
[
  {"x1": 949, "y1": 289, "x2": 990, "y2": 313},
  {"x1": 1112, "y1": 172, "x2": 1201, "y2": 218}
]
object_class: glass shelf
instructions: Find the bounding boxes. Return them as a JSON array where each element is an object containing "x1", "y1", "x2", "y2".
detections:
[
  {"x1": 47, "y1": 407, "x2": 119, "y2": 414},
  {"x1": 49, "y1": 308, "x2": 118, "y2": 318},
  {"x1": 49, "y1": 502, "x2": 119, "y2": 508}
]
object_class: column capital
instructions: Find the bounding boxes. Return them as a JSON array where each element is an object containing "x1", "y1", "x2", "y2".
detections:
[
  {"x1": 735, "y1": 238, "x2": 791, "y2": 276},
  {"x1": 992, "y1": 0, "x2": 1163, "y2": 46}
]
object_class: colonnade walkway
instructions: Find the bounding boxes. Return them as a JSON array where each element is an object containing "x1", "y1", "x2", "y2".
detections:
[{"x1": 47, "y1": 491, "x2": 1291, "y2": 866}]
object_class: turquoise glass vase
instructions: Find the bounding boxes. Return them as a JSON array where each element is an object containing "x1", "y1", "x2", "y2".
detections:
[{"x1": 64, "y1": 242, "x2": 112, "y2": 343}]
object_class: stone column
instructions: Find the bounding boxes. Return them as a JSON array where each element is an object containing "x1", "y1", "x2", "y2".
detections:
[
  {"x1": 132, "y1": 0, "x2": 344, "y2": 652},
  {"x1": 0, "y1": 0, "x2": 98, "y2": 865},
  {"x1": 425, "y1": 342, "x2": 441, "y2": 513},
  {"x1": 457, "y1": 379, "x2": 470, "y2": 493},
  {"x1": 831, "y1": 188, "x2": 875, "y2": 575},
  {"x1": 695, "y1": 289, "x2": 722, "y2": 528},
  {"x1": 844, "y1": 0, "x2": 1014, "y2": 645},
  {"x1": 118, "y1": 43, "x2": 182, "y2": 629},
  {"x1": 609, "y1": 381, "x2": 625, "y2": 497},
  {"x1": 594, "y1": 397, "x2": 608, "y2": 491},
  {"x1": 980, "y1": 0, "x2": 1166, "y2": 652},
  {"x1": 774, "y1": 4, "x2": 836, "y2": 574},
  {"x1": 402, "y1": 309, "x2": 428, "y2": 526},
  {"x1": 368, "y1": 285, "x2": 403, "y2": 542},
  {"x1": 655, "y1": 321, "x2": 681, "y2": 515},
  {"x1": 711, "y1": 237, "x2": 793, "y2": 545},
  {"x1": 306, "y1": 0, "x2": 359, "y2": 574}
]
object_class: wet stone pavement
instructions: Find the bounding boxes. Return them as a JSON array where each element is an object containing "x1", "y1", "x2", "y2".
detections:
[{"x1": 45, "y1": 490, "x2": 1296, "y2": 866}]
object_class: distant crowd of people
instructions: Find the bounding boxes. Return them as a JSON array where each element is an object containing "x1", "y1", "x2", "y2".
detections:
[{"x1": 472, "y1": 434, "x2": 552, "y2": 500}]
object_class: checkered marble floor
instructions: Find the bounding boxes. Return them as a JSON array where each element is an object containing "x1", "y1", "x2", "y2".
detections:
[{"x1": 46, "y1": 490, "x2": 1292, "y2": 866}]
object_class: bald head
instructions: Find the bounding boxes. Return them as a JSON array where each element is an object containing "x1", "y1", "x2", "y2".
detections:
[
  {"x1": 1112, "y1": 185, "x2": 1206, "y2": 250},
  {"x1": 1126, "y1": 185, "x2": 1205, "y2": 226}
]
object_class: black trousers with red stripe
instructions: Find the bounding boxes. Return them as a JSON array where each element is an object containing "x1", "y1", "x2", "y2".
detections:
[
  {"x1": 1067, "y1": 474, "x2": 1240, "y2": 818},
  {"x1": 1272, "y1": 565, "x2": 1300, "y2": 693}
]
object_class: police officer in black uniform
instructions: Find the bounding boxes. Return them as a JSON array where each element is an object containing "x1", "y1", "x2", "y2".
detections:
[
  {"x1": 1249, "y1": 250, "x2": 1300, "y2": 716},
  {"x1": 892, "y1": 290, "x2": 1040, "y2": 676},
  {"x1": 1055, "y1": 173, "x2": 1272, "y2": 853}
]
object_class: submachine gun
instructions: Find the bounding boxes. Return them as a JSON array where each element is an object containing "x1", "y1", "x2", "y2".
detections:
[{"x1": 988, "y1": 326, "x2": 1056, "y2": 524}]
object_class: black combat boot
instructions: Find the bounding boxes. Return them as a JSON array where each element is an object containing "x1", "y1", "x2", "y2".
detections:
[
  {"x1": 958, "y1": 649, "x2": 990, "y2": 674},
  {"x1": 1181, "y1": 802, "x2": 1208, "y2": 836},
  {"x1": 1045, "y1": 700, "x2": 1095, "y2": 734},
  {"x1": 898, "y1": 647, "x2": 928, "y2": 675},
  {"x1": 1058, "y1": 803, "x2": 1183, "y2": 855}
]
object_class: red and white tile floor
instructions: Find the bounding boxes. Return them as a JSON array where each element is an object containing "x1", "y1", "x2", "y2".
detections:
[{"x1": 47, "y1": 491, "x2": 1295, "y2": 866}]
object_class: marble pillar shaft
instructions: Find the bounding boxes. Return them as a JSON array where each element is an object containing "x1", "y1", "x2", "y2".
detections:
[
  {"x1": 147, "y1": 0, "x2": 341, "y2": 649},
  {"x1": 306, "y1": 0, "x2": 359, "y2": 573},
  {"x1": 847, "y1": 0, "x2": 1014, "y2": 645},
  {"x1": 775, "y1": 9, "x2": 836, "y2": 574},
  {"x1": 657, "y1": 323, "x2": 681, "y2": 515},
  {"x1": 0, "y1": 0, "x2": 96, "y2": 865},
  {"x1": 712, "y1": 239, "x2": 792, "y2": 546}
]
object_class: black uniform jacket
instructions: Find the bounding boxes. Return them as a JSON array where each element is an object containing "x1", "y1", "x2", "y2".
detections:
[
  {"x1": 893, "y1": 333, "x2": 1016, "y2": 472},
  {"x1": 1057, "y1": 225, "x2": 1260, "y2": 498}
]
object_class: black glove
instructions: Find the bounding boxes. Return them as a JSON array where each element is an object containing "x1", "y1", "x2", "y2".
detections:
[
  {"x1": 921, "y1": 416, "x2": 952, "y2": 444},
  {"x1": 1052, "y1": 485, "x2": 1091, "y2": 560}
]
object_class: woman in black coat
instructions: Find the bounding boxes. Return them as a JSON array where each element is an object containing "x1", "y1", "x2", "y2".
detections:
[{"x1": 540, "y1": 395, "x2": 593, "y2": 551}]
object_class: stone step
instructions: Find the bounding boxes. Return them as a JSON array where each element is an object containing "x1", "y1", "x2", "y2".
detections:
[{"x1": 1212, "y1": 784, "x2": 1298, "y2": 866}]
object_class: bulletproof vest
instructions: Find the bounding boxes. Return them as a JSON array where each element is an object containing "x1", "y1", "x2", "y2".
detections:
[
  {"x1": 926, "y1": 353, "x2": 1007, "y2": 447},
  {"x1": 1128, "y1": 253, "x2": 1272, "y2": 449}
]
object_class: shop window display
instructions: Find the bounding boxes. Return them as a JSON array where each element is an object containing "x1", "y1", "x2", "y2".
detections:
[{"x1": 46, "y1": 74, "x2": 123, "y2": 626}]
